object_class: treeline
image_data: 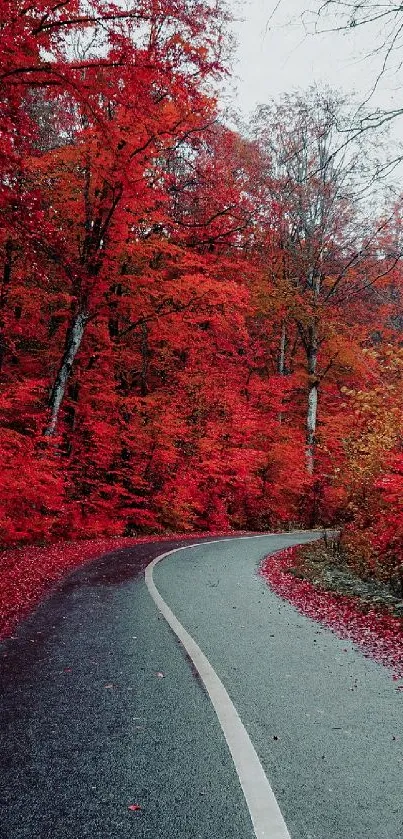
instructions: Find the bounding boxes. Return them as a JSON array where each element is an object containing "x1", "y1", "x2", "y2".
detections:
[{"x1": 1, "y1": 2, "x2": 403, "y2": 588}]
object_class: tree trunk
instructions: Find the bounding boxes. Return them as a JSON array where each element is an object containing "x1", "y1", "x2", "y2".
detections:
[
  {"x1": 278, "y1": 320, "x2": 286, "y2": 375},
  {"x1": 278, "y1": 321, "x2": 287, "y2": 424},
  {"x1": 306, "y1": 335, "x2": 318, "y2": 475},
  {"x1": 0, "y1": 238, "x2": 13, "y2": 375},
  {"x1": 306, "y1": 264, "x2": 321, "y2": 474},
  {"x1": 44, "y1": 310, "x2": 88, "y2": 437},
  {"x1": 140, "y1": 321, "x2": 149, "y2": 396}
]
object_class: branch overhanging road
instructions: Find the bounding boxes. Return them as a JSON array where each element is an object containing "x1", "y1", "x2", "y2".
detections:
[{"x1": 1, "y1": 532, "x2": 402, "y2": 839}]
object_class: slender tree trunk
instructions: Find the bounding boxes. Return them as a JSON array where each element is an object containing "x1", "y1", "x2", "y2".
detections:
[
  {"x1": 278, "y1": 320, "x2": 286, "y2": 375},
  {"x1": 306, "y1": 331, "x2": 318, "y2": 475},
  {"x1": 140, "y1": 321, "x2": 149, "y2": 396},
  {"x1": 306, "y1": 264, "x2": 321, "y2": 474},
  {"x1": 278, "y1": 320, "x2": 287, "y2": 423},
  {"x1": 0, "y1": 239, "x2": 13, "y2": 375},
  {"x1": 44, "y1": 310, "x2": 88, "y2": 437}
]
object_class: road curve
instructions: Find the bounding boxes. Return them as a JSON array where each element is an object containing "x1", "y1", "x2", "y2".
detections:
[
  {"x1": 1, "y1": 532, "x2": 402, "y2": 839},
  {"x1": 146, "y1": 538, "x2": 294, "y2": 839}
]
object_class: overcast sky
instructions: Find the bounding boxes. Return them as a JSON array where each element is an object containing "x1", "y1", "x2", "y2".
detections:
[{"x1": 226, "y1": 0, "x2": 402, "y2": 122}]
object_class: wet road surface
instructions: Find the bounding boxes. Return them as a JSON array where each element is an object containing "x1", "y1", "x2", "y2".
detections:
[{"x1": 1, "y1": 533, "x2": 402, "y2": 838}]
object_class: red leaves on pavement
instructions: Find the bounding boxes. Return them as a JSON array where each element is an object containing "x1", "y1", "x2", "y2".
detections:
[
  {"x1": 128, "y1": 804, "x2": 141, "y2": 811},
  {"x1": 0, "y1": 531, "x2": 239, "y2": 640},
  {"x1": 260, "y1": 548, "x2": 403, "y2": 681}
]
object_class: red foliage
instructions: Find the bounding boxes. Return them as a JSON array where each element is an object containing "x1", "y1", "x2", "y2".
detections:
[
  {"x1": 2, "y1": 4, "x2": 403, "y2": 607},
  {"x1": 260, "y1": 548, "x2": 403, "y2": 681},
  {"x1": 372, "y1": 455, "x2": 403, "y2": 575}
]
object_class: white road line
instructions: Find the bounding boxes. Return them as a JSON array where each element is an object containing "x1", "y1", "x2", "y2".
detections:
[{"x1": 145, "y1": 536, "x2": 294, "y2": 839}]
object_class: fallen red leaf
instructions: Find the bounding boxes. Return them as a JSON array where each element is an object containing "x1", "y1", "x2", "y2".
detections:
[
  {"x1": 128, "y1": 804, "x2": 141, "y2": 811},
  {"x1": 0, "y1": 531, "x2": 238, "y2": 641},
  {"x1": 260, "y1": 547, "x2": 403, "y2": 681}
]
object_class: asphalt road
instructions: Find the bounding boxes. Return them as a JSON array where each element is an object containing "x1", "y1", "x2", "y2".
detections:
[{"x1": 1, "y1": 533, "x2": 402, "y2": 839}]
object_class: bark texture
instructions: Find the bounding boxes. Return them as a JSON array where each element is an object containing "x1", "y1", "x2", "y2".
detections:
[{"x1": 45, "y1": 310, "x2": 88, "y2": 436}]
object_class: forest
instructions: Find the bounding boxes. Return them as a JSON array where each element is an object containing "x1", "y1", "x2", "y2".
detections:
[{"x1": 2, "y1": 0, "x2": 403, "y2": 593}]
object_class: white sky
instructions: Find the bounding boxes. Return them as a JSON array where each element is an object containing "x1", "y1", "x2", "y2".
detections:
[{"x1": 227, "y1": 0, "x2": 402, "y2": 123}]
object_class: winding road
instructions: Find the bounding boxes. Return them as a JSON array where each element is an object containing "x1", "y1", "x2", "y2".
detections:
[{"x1": 1, "y1": 532, "x2": 402, "y2": 839}]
